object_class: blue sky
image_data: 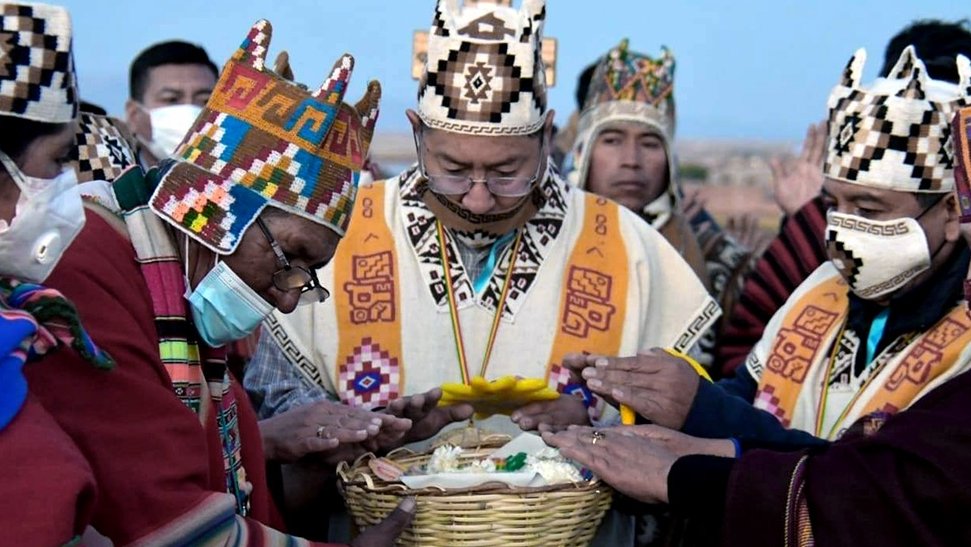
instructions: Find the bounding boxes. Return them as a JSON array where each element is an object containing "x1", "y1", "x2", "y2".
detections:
[{"x1": 58, "y1": 0, "x2": 967, "y2": 140}]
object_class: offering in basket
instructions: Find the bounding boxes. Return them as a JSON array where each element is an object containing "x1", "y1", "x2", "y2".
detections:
[{"x1": 338, "y1": 432, "x2": 613, "y2": 546}]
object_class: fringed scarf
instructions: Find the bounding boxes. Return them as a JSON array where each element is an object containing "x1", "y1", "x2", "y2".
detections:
[
  {"x1": 105, "y1": 165, "x2": 252, "y2": 516},
  {"x1": 0, "y1": 278, "x2": 113, "y2": 428}
]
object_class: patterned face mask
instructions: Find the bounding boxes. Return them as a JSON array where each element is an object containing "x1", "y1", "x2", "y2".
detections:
[{"x1": 825, "y1": 210, "x2": 933, "y2": 300}]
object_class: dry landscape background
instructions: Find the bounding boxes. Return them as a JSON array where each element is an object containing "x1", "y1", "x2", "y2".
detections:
[{"x1": 370, "y1": 133, "x2": 794, "y2": 234}]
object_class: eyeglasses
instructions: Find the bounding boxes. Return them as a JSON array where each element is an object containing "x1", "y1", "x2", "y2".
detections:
[
  {"x1": 414, "y1": 131, "x2": 547, "y2": 197},
  {"x1": 255, "y1": 217, "x2": 330, "y2": 305}
]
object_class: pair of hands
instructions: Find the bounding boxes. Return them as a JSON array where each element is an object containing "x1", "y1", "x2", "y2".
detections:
[
  {"x1": 562, "y1": 348, "x2": 702, "y2": 429},
  {"x1": 542, "y1": 424, "x2": 735, "y2": 504},
  {"x1": 260, "y1": 388, "x2": 475, "y2": 465},
  {"x1": 262, "y1": 386, "x2": 595, "y2": 465}
]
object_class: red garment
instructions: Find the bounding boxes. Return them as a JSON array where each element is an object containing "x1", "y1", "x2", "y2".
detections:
[
  {"x1": 723, "y1": 367, "x2": 971, "y2": 547},
  {"x1": 25, "y1": 212, "x2": 337, "y2": 545},
  {"x1": 715, "y1": 197, "x2": 828, "y2": 375},
  {"x1": 0, "y1": 394, "x2": 97, "y2": 546}
]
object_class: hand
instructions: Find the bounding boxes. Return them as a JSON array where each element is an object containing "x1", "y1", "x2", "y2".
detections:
[
  {"x1": 542, "y1": 426, "x2": 676, "y2": 504},
  {"x1": 510, "y1": 393, "x2": 590, "y2": 433},
  {"x1": 619, "y1": 424, "x2": 736, "y2": 458},
  {"x1": 680, "y1": 189, "x2": 707, "y2": 222},
  {"x1": 570, "y1": 349, "x2": 701, "y2": 429},
  {"x1": 259, "y1": 400, "x2": 388, "y2": 463},
  {"x1": 375, "y1": 388, "x2": 474, "y2": 450},
  {"x1": 769, "y1": 121, "x2": 826, "y2": 216},
  {"x1": 725, "y1": 214, "x2": 772, "y2": 256},
  {"x1": 350, "y1": 497, "x2": 417, "y2": 547}
]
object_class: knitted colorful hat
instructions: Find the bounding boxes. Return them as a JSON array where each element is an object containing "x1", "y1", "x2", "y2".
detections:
[
  {"x1": 824, "y1": 46, "x2": 971, "y2": 193},
  {"x1": 417, "y1": 0, "x2": 548, "y2": 136},
  {"x1": 0, "y1": 2, "x2": 78, "y2": 123},
  {"x1": 67, "y1": 112, "x2": 137, "y2": 183},
  {"x1": 570, "y1": 39, "x2": 677, "y2": 189},
  {"x1": 150, "y1": 19, "x2": 382, "y2": 254}
]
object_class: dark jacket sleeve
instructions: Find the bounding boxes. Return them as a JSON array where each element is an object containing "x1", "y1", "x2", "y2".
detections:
[
  {"x1": 718, "y1": 368, "x2": 971, "y2": 547},
  {"x1": 681, "y1": 366, "x2": 827, "y2": 450}
]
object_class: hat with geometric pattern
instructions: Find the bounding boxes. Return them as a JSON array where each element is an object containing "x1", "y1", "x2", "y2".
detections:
[
  {"x1": 824, "y1": 46, "x2": 971, "y2": 193},
  {"x1": 416, "y1": 0, "x2": 548, "y2": 136},
  {"x1": 150, "y1": 19, "x2": 382, "y2": 254},
  {"x1": 570, "y1": 39, "x2": 677, "y2": 192},
  {"x1": 67, "y1": 112, "x2": 137, "y2": 183},
  {"x1": 0, "y1": 2, "x2": 78, "y2": 123}
]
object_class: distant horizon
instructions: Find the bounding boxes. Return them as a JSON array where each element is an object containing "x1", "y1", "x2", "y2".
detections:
[{"x1": 56, "y1": 0, "x2": 969, "y2": 141}]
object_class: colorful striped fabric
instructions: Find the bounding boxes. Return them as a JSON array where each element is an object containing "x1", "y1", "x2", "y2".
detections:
[
  {"x1": 128, "y1": 492, "x2": 316, "y2": 547},
  {"x1": 112, "y1": 165, "x2": 206, "y2": 413},
  {"x1": 716, "y1": 196, "x2": 828, "y2": 376},
  {"x1": 111, "y1": 164, "x2": 252, "y2": 516}
]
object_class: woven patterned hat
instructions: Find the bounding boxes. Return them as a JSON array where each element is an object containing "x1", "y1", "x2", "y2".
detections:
[
  {"x1": 67, "y1": 112, "x2": 137, "y2": 183},
  {"x1": 569, "y1": 39, "x2": 677, "y2": 190},
  {"x1": 824, "y1": 46, "x2": 971, "y2": 193},
  {"x1": 150, "y1": 19, "x2": 382, "y2": 254},
  {"x1": 0, "y1": 2, "x2": 78, "y2": 123},
  {"x1": 417, "y1": 0, "x2": 548, "y2": 136}
]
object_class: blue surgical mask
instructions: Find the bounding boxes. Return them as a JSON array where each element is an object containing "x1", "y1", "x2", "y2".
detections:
[{"x1": 184, "y1": 256, "x2": 273, "y2": 348}]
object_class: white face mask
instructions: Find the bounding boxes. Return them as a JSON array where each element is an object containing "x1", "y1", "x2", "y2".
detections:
[
  {"x1": 138, "y1": 103, "x2": 203, "y2": 160},
  {"x1": 825, "y1": 210, "x2": 933, "y2": 300},
  {"x1": 0, "y1": 151, "x2": 85, "y2": 283}
]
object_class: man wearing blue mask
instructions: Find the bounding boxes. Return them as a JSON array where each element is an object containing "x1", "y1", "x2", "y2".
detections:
[
  {"x1": 124, "y1": 40, "x2": 218, "y2": 167},
  {"x1": 26, "y1": 19, "x2": 421, "y2": 546}
]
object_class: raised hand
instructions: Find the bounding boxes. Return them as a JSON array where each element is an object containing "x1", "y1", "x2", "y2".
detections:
[{"x1": 769, "y1": 121, "x2": 827, "y2": 216}]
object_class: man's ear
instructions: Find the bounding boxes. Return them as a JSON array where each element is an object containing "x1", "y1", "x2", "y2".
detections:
[
  {"x1": 125, "y1": 98, "x2": 150, "y2": 140},
  {"x1": 405, "y1": 109, "x2": 422, "y2": 133},
  {"x1": 543, "y1": 109, "x2": 556, "y2": 143}
]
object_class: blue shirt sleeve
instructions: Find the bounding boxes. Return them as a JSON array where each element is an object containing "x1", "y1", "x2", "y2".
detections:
[
  {"x1": 243, "y1": 331, "x2": 333, "y2": 420},
  {"x1": 681, "y1": 365, "x2": 827, "y2": 450}
]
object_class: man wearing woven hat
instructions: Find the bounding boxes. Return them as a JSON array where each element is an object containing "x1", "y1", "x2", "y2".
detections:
[
  {"x1": 26, "y1": 17, "x2": 414, "y2": 546},
  {"x1": 566, "y1": 46, "x2": 971, "y2": 454},
  {"x1": 567, "y1": 39, "x2": 752, "y2": 370},
  {"x1": 250, "y1": 0, "x2": 717, "y2": 444},
  {"x1": 547, "y1": 70, "x2": 971, "y2": 547}
]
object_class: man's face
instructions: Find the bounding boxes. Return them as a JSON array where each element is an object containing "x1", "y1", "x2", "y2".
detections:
[
  {"x1": 585, "y1": 121, "x2": 668, "y2": 213},
  {"x1": 822, "y1": 177, "x2": 960, "y2": 298},
  {"x1": 125, "y1": 63, "x2": 217, "y2": 142},
  {"x1": 407, "y1": 110, "x2": 552, "y2": 216},
  {"x1": 221, "y1": 213, "x2": 340, "y2": 314}
]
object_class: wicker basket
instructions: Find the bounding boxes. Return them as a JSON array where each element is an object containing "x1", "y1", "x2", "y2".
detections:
[{"x1": 337, "y1": 435, "x2": 613, "y2": 546}]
